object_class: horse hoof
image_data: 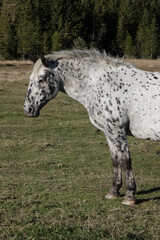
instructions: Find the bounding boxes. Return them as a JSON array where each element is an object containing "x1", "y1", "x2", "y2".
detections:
[
  {"x1": 105, "y1": 192, "x2": 121, "y2": 199},
  {"x1": 122, "y1": 197, "x2": 137, "y2": 206}
]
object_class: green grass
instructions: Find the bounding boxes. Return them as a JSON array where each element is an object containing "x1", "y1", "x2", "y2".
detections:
[{"x1": 0, "y1": 80, "x2": 160, "y2": 240}]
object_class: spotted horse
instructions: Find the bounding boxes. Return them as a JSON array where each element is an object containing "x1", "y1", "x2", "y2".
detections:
[{"x1": 24, "y1": 49, "x2": 160, "y2": 205}]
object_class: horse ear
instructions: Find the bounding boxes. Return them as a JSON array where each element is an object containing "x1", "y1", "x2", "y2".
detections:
[
  {"x1": 41, "y1": 55, "x2": 59, "y2": 69},
  {"x1": 41, "y1": 55, "x2": 50, "y2": 68}
]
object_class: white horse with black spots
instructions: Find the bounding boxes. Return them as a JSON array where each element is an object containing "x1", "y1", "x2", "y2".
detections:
[{"x1": 24, "y1": 49, "x2": 160, "y2": 205}]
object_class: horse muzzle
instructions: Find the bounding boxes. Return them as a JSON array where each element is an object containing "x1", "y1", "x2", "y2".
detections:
[{"x1": 24, "y1": 104, "x2": 40, "y2": 117}]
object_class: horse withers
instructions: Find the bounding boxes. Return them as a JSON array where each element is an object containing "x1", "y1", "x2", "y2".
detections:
[{"x1": 24, "y1": 50, "x2": 160, "y2": 205}]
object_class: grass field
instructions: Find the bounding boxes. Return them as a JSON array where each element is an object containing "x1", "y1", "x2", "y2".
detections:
[{"x1": 0, "y1": 60, "x2": 160, "y2": 240}]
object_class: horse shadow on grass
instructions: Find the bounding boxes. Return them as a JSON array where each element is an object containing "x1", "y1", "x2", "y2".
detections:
[{"x1": 136, "y1": 187, "x2": 160, "y2": 204}]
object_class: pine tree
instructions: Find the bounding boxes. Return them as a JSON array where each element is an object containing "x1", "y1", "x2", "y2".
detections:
[
  {"x1": 43, "y1": 31, "x2": 52, "y2": 54},
  {"x1": 0, "y1": 16, "x2": 14, "y2": 59},
  {"x1": 108, "y1": 0, "x2": 119, "y2": 14},
  {"x1": 38, "y1": 0, "x2": 52, "y2": 32},
  {"x1": 51, "y1": 0, "x2": 85, "y2": 50},
  {"x1": 0, "y1": 0, "x2": 2, "y2": 9},
  {"x1": 149, "y1": 16, "x2": 159, "y2": 58},
  {"x1": 72, "y1": 37, "x2": 87, "y2": 49},
  {"x1": 116, "y1": 11, "x2": 126, "y2": 54},
  {"x1": 116, "y1": 0, "x2": 143, "y2": 56},
  {"x1": 17, "y1": 0, "x2": 42, "y2": 59},
  {"x1": 91, "y1": 0, "x2": 108, "y2": 49},
  {"x1": 52, "y1": 31, "x2": 64, "y2": 51},
  {"x1": 124, "y1": 33, "x2": 135, "y2": 58},
  {"x1": 0, "y1": 0, "x2": 18, "y2": 59},
  {"x1": 80, "y1": 0, "x2": 94, "y2": 47},
  {"x1": 136, "y1": 8, "x2": 159, "y2": 58}
]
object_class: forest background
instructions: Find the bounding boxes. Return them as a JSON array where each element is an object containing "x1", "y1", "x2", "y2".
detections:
[{"x1": 0, "y1": 0, "x2": 160, "y2": 60}]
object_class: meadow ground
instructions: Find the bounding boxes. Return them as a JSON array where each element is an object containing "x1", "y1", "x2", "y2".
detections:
[{"x1": 0, "y1": 59, "x2": 160, "y2": 240}]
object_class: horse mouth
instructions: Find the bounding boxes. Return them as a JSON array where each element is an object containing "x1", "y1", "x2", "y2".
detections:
[{"x1": 24, "y1": 106, "x2": 40, "y2": 117}]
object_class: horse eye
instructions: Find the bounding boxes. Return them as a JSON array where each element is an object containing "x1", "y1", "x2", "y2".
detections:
[{"x1": 38, "y1": 79, "x2": 43, "y2": 84}]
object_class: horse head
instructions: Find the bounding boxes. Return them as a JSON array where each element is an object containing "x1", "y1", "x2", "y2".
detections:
[{"x1": 24, "y1": 56, "x2": 60, "y2": 117}]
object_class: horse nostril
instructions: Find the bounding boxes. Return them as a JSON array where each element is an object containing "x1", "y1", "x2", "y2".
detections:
[{"x1": 28, "y1": 107, "x2": 33, "y2": 114}]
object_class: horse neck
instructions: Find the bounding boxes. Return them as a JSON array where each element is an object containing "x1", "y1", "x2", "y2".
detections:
[{"x1": 56, "y1": 58, "x2": 92, "y2": 108}]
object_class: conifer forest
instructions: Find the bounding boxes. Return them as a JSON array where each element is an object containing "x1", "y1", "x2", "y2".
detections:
[{"x1": 0, "y1": 0, "x2": 160, "y2": 60}]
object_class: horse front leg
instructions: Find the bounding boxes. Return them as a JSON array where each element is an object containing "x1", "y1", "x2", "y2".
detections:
[
  {"x1": 122, "y1": 157, "x2": 137, "y2": 205},
  {"x1": 105, "y1": 134, "x2": 137, "y2": 205},
  {"x1": 105, "y1": 154, "x2": 122, "y2": 199}
]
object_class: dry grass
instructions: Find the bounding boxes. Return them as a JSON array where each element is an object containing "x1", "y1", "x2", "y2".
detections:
[
  {"x1": 0, "y1": 60, "x2": 33, "y2": 83},
  {"x1": 125, "y1": 58, "x2": 160, "y2": 72}
]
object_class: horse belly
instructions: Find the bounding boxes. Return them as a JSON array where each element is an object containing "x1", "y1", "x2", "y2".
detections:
[
  {"x1": 129, "y1": 116, "x2": 160, "y2": 141},
  {"x1": 128, "y1": 91, "x2": 160, "y2": 140}
]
